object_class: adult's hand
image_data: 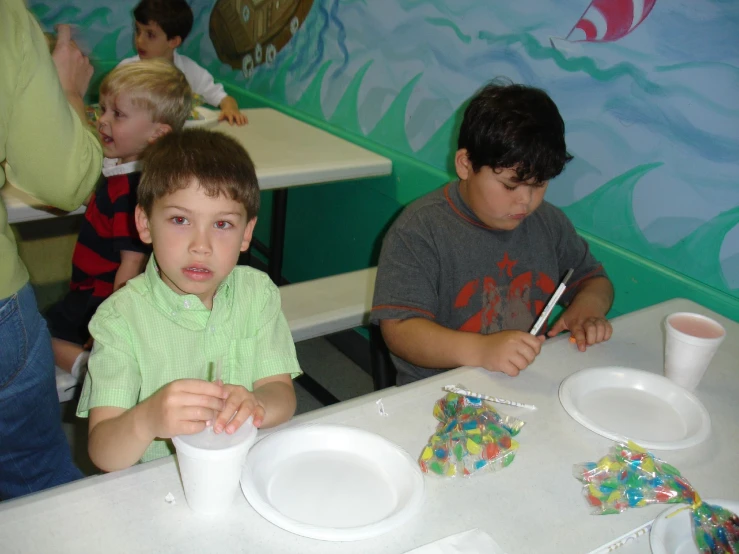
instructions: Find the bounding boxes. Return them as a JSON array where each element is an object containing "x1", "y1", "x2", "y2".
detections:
[{"x1": 51, "y1": 25, "x2": 93, "y2": 99}]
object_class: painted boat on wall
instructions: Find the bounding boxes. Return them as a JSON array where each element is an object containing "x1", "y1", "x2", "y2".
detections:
[{"x1": 209, "y1": 0, "x2": 315, "y2": 79}]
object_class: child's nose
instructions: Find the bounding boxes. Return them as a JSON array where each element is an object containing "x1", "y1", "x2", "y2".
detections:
[
  {"x1": 516, "y1": 186, "x2": 533, "y2": 205},
  {"x1": 189, "y1": 228, "x2": 212, "y2": 254}
]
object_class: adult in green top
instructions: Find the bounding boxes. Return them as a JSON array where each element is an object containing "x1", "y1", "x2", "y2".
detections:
[{"x1": 1, "y1": 0, "x2": 103, "y2": 499}]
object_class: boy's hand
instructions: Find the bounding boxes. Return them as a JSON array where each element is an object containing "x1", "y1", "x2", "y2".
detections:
[
  {"x1": 547, "y1": 309, "x2": 613, "y2": 352},
  {"x1": 140, "y1": 379, "x2": 225, "y2": 439},
  {"x1": 548, "y1": 306, "x2": 612, "y2": 352},
  {"x1": 547, "y1": 277, "x2": 614, "y2": 352},
  {"x1": 218, "y1": 96, "x2": 247, "y2": 125},
  {"x1": 213, "y1": 384, "x2": 264, "y2": 433},
  {"x1": 477, "y1": 331, "x2": 545, "y2": 376},
  {"x1": 219, "y1": 107, "x2": 247, "y2": 125}
]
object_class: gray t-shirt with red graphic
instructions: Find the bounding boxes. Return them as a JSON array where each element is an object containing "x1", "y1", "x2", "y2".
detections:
[{"x1": 370, "y1": 180, "x2": 607, "y2": 385}]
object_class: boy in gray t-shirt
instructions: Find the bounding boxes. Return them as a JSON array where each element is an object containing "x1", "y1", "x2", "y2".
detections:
[{"x1": 371, "y1": 82, "x2": 614, "y2": 385}]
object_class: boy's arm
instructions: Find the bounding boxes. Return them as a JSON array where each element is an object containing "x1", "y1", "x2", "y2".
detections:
[
  {"x1": 253, "y1": 374, "x2": 296, "y2": 427},
  {"x1": 218, "y1": 96, "x2": 247, "y2": 125},
  {"x1": 87, "y1": 379, "x2": 226, "y2": 472},
  {"x1": 114, "y1": 250, "x2": 148, "y2": 291},
  {"x1": 381, "y1": 318, "x2": 545, "y2": 377},
  {"x1": 548, "y1": 276, "x2": 614, "y2": 351}
]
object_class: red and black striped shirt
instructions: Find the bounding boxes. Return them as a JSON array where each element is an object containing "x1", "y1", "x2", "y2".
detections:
[{"x1": 70, "y1": 162, "x2": 149, "y2": 299}]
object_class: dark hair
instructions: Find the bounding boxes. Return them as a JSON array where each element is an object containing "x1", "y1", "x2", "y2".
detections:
[
  {"x1": 457, "y1": 80, "x2": 573, "y2": 183},
  {"x1": 133, "y1": 0, "x2": 193, "y2": 42},
  {"x1": 138, "y1": 129, "x2": 260, "y2": 221}
]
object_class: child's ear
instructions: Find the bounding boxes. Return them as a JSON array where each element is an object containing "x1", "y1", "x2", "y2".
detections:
[
  {"x1": 455, "y1": 149, "x2": 471, "y2": 180},
  {"x1": 148, "y1": 123, "x2": 172, "y2": 143},
  {"x1": 240, "y1": 217, "x2": 258, "y2": 252},
  {"x1": 168, "y1": 36, "x2": 182, "y2": 50},
  {"x1": 135, "y1": 205, "x2": 153, "y2": 244}
]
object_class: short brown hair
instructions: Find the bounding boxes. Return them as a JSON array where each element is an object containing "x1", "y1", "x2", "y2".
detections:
[
  {"x1": 138, "y1": 129, "x2": 260, "y2": 221},
  {"x1": 100, "y1": 59, "x2": 192, "y2": 131}
]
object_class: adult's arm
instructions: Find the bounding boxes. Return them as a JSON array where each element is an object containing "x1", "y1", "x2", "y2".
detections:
[{"x1": 1, "y1": 3, "x2": 102, "y2": 210}]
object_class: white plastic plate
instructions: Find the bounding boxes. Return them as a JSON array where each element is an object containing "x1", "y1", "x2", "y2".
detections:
[
  {"x1": 650, "y1": 498, "x2": 739, "y2": 554},
  {"x1": 559, "y1": 367, "x2": 711, "y2": 450},
  {"x1": 240, "y1": 424, "x2": 425, "y2": 541},
  {"x1": 184, "y1": 107, "x2": 219, "y2": 129}
]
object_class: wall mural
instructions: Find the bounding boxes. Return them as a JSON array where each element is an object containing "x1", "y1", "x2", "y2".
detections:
[{"x1": 28, "y1": 0, "x2": 739, "y2": 298}]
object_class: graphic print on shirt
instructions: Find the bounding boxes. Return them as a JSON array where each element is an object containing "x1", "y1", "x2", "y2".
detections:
[{"x1": 454, "y1": 253, "x2": 556, "y2": 334}]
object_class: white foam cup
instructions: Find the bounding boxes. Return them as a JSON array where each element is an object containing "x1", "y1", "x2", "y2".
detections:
[
  {"x1": 664, "y1": 312, "x2": 726, "y2": 391},
  {"x1": 172, "y1": 417, "x2": 258, "y2": 516}
]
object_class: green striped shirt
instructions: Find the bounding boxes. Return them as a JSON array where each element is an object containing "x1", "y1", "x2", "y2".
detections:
[{"x1": 77, "y1": 257, "x2": 302, "y2": 463}]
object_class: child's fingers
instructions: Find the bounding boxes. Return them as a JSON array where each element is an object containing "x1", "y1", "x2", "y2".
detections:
[
  {"x1": 213, "y1": 396, "x2": 242, "y2": 433},
  {"x1": 250, "y1": 405, "x2": 266, "y2": 429},
  {"x1": 225, "y1": 403, "x2": 262, "y2": 433},
  {"x1": 547, "y1": 317, "x2": 567, "y2": 337},
  {"x1": 180, "y1": 406, "x2": 219, "y2": 424}
]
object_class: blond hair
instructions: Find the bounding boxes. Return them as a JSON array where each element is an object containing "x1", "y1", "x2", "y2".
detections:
[{"x1": 100, "y1": 59, "x2": 192, "y2": 130}]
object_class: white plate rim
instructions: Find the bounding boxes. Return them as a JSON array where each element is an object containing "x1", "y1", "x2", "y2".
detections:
[
  {"x1": 184, "y1": 106, "x2": 219, "y2": 129},
  {"x1": 559, "y1": 366, "x2": 711, "y2": 450},
  {"x1": 240, "y1": 423, "x2": 426, "y2": 541},
  {"x1": 649, "y1": 498, "x2": 739, "y2": 554}
]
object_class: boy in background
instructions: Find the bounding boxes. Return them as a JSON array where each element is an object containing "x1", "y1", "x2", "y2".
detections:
[
  {"x1": 371, "y1": 81, "x2": 614, "y2": 385},
  {"x1": 120, "y1": 0, "x2": 247, "y2": 125},
  {"x1": 48, "y1": 59, "x2": 192, "y2": 382},
  {"x1": 78, "y1": 129, "x2": 301, "y2": 472}
]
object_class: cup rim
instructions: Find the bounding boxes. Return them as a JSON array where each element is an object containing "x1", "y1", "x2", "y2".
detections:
[
  {"x1": 173, "y1": 422, "x2": 258, "y2": 460},
  {"x1": 665, "y1": 312, "x2": 726, "y2": 343}
]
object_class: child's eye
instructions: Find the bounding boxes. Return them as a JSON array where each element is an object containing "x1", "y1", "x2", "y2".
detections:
[
  {"x1": 148, "y1": 32, "x2": 155, "y2": 39},
  {"x1": 503, "y1": 184, "x2": 518, "y2": 191},
  {"x1": 171, "y1": 216, "x2": 188, "y2": 225},
  {"x1": 214, "y1": 221, "x2": 232, "y2": 230},
  {"x1": 113, "y1": 110, "x2": 124, "y2": 118}
]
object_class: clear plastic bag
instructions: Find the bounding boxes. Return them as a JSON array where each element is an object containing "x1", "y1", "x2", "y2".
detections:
[
  {"x1": 574, "y1": 441, "x2": 739, "y2": 554},
  {"x1": 419, "y1": 389, "x2": 524, "y2": 478}
]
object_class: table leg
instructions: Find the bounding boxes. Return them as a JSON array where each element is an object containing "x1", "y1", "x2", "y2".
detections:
[{"x1": 268, "y1": 188, "x2": 288, "y2": 284}]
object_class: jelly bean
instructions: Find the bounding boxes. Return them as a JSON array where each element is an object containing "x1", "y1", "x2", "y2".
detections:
[{"x1": 434, "y1": 447, "x2": 448, "y2": 460}]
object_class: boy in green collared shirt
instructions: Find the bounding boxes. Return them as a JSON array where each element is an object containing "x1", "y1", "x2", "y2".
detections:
[{"x1": 77, "y1": 129, "x2": 301, "y2": 472}]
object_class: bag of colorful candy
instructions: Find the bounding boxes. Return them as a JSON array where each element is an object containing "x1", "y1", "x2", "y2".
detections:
[
  {"x1": 574, "y1": 441, "x2": 739, "y2": 554},
  {"x1": 418, "y1": 387, "x2": 524, "y2": 478}
]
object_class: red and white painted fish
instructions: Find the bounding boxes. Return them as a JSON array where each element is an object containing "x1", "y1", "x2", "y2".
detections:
[
  {"x1": 566, "y1": 0, "x2": 657, "y2": 42},
  {"x1": 550, "y1": 0, "x2": 657, "y2": 52}
]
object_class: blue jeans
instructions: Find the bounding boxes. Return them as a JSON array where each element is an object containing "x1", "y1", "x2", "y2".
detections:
[{"x1": 0, "y1": 283, "x2": 82, "y2": 500}]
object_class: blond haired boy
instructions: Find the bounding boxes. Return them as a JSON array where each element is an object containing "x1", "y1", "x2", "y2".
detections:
[
  {"x1": 48, "y1": 59, "x2": 193, "y2": 380},
  {"x1": 77, "y1": 129, "x2": 301, "y2": 471}
]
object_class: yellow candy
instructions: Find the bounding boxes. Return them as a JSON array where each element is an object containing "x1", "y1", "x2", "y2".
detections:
[
  {"x1": 510, "y1": 439, "x2": 519, "y2": 451},
  {"x1": 589, "y1": 483, "x2": 603, "y2": 498},
  {"x1": 447, "y1": 464, "x2": 456, "y2": 476},
  {"x1": 421, "y1": 446, "x2": 433, "y2": 461},
  {"x1": 641, "y1": 457, "x2": 655, "y2": 475},
  {"x1": 608, "y1": 490, "x2": 621, "y2": 504},
  {"x1": 466, "y1": 438, "x2": 482, "y2": 455}
]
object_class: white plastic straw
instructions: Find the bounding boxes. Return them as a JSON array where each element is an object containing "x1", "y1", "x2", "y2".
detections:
[
  {"x1": 443, "y1": 385, "x2": 537, "y2": 410},
  {"x1": 530, "y1": 268, "x2": 574, "y2": 336}
]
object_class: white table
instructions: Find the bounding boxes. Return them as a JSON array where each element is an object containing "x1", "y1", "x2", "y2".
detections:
[
  {"x1": 2, "y1": 108, "x2": 392, "y2": 281},
  {"x1": 2, "y1": 298, "x2": 736, "y2": 554}
]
